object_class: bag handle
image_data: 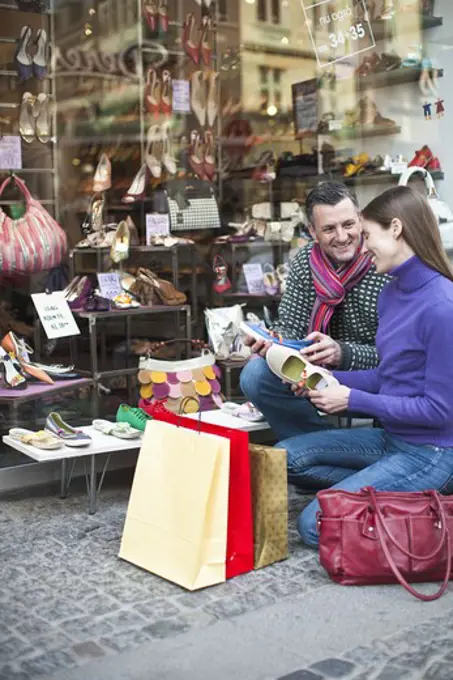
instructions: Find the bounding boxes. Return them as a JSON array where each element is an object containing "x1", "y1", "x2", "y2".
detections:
[
  {"x1": 0, "y1": 175, "x2": 33, "y2": 204},
  {"x1": 367, "y1": 487, "x2": 451, "y2": 601},
  {"x1": 398, "y1": 166, "x2": 437, "y2": 198}
]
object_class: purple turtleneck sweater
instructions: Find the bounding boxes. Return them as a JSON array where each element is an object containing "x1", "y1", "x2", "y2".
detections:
[{"x1": 334, "y1": 256, "x2": 453, "y2": 447}]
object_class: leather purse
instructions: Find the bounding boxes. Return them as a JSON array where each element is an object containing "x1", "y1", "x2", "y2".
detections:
[
  {"x1": 0, "y1": 175, "x2": 67, "y2": 273},
  {"x1": 317, "y1": 486, "x2": 453, "y2": 601},
  {"x1": 137, "y1": 339, "x2": 224, "y2": 414}
]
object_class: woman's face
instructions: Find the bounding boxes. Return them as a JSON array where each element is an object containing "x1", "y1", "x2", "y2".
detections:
[{"x1": 362, "y1": 218, "x2": 401, "y2": 274}]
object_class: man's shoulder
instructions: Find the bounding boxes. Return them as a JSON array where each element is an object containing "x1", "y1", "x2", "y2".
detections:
[{"x1": 290, "y1": 242, "x2": 313, "y2": 272}]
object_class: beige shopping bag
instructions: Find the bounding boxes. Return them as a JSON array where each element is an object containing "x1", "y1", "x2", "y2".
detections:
[
  {"x1": 119, "y1": 419, "x2": 230, "y2": 590},
  {"x1": 249, "y1": 444, "x2": 288, "y2": 569}
]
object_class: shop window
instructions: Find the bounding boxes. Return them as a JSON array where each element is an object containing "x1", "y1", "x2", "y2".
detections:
[
  {"x1": 273, "y1": 68, "x2": 282, "y2": 85},
  {"x1": 218, "y1": 0, "x2": 228, "y2": 22},
  {"x1": 259, "y1": 66, "x2": 269, "y2": 85},
  {"x1": 271, "y1": 0, "x2": 280, "y2": 24},
  {"x1": 257, "y1": 0, "x2": 266, "y2": 22},
  {"x1": 260, "y1": 88, "x2": 270, "y2": 112}
]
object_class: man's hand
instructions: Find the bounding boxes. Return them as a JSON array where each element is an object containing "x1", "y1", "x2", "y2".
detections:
[
  {"x1": 307, "y1": 385, "x2": 351, "y2": 414},
  {"x1": 301, "y1": 332, "x2": 342, "y2": 367},
  {"x1": 243, "y1": 335, "x2": 272, "y2": 358}
]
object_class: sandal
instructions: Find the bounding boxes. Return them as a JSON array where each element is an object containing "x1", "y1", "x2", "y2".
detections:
[
  {"x1": 9, "y1": 428, "x2": 62, "y2": 450},
  {"x1": 93, "y1": 420, "x2": 142, "y2": 439}
]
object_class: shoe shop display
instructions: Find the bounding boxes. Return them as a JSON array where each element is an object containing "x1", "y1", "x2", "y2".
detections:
[
  {"x1": 110, "y1": 220, "x2": 130, "y2": 264},
  {"x1": 45, "y1": 412, "x2": 92, "y2": 447},
  {"x1": 116, "y1": 404, "x2": 151, "y2": 432},
  {"x1": 93, "y1": 419, "x2": 142, "y2": 439}
]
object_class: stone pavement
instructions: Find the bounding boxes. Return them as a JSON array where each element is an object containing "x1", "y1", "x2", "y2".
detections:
[{"x1": 1, "y1": 474, "x2": 453, "y2": 680}]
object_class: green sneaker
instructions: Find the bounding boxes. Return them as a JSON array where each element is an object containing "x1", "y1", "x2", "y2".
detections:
[{"x1": 116, "y1": 404, "x2": 151, "y2": 432}]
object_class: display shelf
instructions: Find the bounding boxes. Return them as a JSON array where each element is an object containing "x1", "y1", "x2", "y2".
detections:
[
  {"x1": 343, "y1": 170, "x2": 444, "y2": 186},
  {"x1": 217, "y1": 292, "x2": 282, "y2": 301},
  {"x1": 0, "y1": 378, "x2": 94, "y2": 404},
  {"x1": 358, "y1": 66, "x2": 444, "y2": 90},
  {"x1": 371, "y1": 14, "x2": 443, "y2": 41},
  {"x1": 75, "y1": 304, "x2": 190, "y2": 320},
  {"x1": 330, "y1": 125, "x2": 401, "y2": 140}
]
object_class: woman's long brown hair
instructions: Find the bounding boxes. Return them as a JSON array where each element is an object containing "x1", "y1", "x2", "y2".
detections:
[{"x1": 362, "y1": 185, "x2": 453, "y2": 282}]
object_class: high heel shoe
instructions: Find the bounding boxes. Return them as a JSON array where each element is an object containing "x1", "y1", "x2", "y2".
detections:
[
  {"x1": 200, "y1": 15, "x2": 213, "y2": 67},
  {"x1": 191, "y1": 71, "x2": 206, "y2": 128},
  {"x1": 207, "y1": 71, "x2": 219, "y2": 128},
  {"x1": 81, "y1": 193, "x2": 105, "y2": 234},
  {"x1": 19, "y1": 92, "x2": 36, "y2": 144},
  {"x1": 111, "y1": 220, "x2": 130, "y2": 264},
  {"x1": 14, "y1": 25, "x2": 33, "y2": 82},
  {"x1": 142, "y1": 0, "x2": 158, "y2": 32},
  {"x1": 122, "y1": 163, "x2": 148, "y2": 203},
  {"x1": 188, "y1": 130, "x2": 206, "y2": 179},
  {"x1": 204, "y1": 130, "x2": 215, "y2": 181},
  {"x1": 158, "y1": 0, "x2": 168, "y2": 34},
  {"x1": 0, "y1": 348, "x2": 27, "y2": 390},
  {"x1": 161, "y1": 69, "x2": 172, "y2": 115},
  {"x1": 161, "y1": 123, "x2": 177, "y2": 175},
  {"x1": 145, "y1": 124, "x2": 163, "y2": 179},
  {"x1": 183, "y1": 13, "x2": 199, "y2": 65},
  {"x1": 33, "y1": 93, "x2": 54, "y2": 144},
  {"x1": 93, "y1": 154, "x2": 112, "y2": 192},
  {"x1": 144, "y1": 67, "x2": 161, "y2": 116},
  {"x1": 33, "y1": 28, "x2": 48, "y2": 79}
]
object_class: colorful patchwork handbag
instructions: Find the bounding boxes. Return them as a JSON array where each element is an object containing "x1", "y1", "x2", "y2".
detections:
[
  {"x1": 0, "y1": 175, "x2": 67, "y2": 273},
  {"x1": 137, "y1": 339, "x2": 223, "y2": 414}
]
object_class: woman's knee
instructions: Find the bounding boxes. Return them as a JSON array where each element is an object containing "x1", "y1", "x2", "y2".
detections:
[
  {"x1": 297, "y1": 500, "x2": 319, "y2": 548},
  {"x1": 239, "y1": 357, "x2": 268, "y2": 400}
]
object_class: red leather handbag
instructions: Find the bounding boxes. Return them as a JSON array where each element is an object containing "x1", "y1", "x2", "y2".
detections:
[{"x1": 317, "y1": 487, "x2": 453, "y2": 601}]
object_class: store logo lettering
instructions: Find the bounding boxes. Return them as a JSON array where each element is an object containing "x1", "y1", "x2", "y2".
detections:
[
  {"x1": 320, "y1": 7, "x2": 352, "y2": 25},
  {"x1": 53, "y1": 40, "x2": 168, "y2": 80}
]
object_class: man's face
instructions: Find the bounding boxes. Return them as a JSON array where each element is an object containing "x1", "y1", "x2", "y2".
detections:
[{"x1": 308, "y1": 198, "x2": 362, "y2": 264}]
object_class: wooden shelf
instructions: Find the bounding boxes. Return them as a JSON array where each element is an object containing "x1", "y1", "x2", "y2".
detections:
[
  {"x1": 358, "y1": 66, "x2": 444, "y2": 91},
  {"x1": 330, "y1": 125, "x2": 401, "y2": 140},
  {"x1": 342, "y1": 170, "x2": 444, "y2": 186},
  {"x1": 371, "y1": 14, "x2": 443, "y2": 41}
]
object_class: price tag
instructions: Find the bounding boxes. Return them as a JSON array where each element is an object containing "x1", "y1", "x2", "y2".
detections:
[
  {"x1": 146, "y1": 213, "x2": 170, "y2": 242},
  {"x1": 172, "y1": 79, "x2": 191, "y2": 113},
  {"x1": 243, "y1": 264, "x2": 265, "y2": 296},
  {"x1": 32, "y1": 292, "x2": 80, "y2": 340},
  {"x1": 0, "y1": 136, "x2": 22, "y2": 170},
  {"x1": 301, "y1": 0, "x2": 375, "y2": 67},
  {"x1": 97, "y1": 272, "x2": 123, "y2": 300}
]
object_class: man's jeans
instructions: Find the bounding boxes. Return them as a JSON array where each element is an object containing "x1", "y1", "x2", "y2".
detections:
[
  {"x1": 240, "y1": 357, "x2": 332, "y2": 440},
  {"x1": 280, "y1": 427, "x2": 453, "y2": 548}
]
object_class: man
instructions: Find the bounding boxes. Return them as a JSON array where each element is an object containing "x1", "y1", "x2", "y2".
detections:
[{"x1": 240, "y1": 181, "x2": 389, "y2": 440}]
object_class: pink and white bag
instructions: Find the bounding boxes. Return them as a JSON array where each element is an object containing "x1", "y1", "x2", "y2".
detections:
[{"x1": 0, "y1": 175, "x2": 67, "y2": 273}]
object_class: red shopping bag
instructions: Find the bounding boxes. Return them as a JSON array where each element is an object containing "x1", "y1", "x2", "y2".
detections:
[{"x1": 151, "y1": 405, "x2": 254, "y2": 579}]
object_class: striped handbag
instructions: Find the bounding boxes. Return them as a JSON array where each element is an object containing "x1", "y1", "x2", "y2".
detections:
[{"x1": 0, "y1": 175, "x2": 67, "y2": 273}]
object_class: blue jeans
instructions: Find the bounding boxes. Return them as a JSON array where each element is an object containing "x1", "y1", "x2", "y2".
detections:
[
  {"x1": 240, "y1": 357, "x2": 332, "y2": 440},
  {"x1": 280, "y1": 428, "x2": 453, "y2": 548}
]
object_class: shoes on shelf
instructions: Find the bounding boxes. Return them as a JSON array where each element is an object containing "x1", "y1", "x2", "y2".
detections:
[
  {"x1": 158, "y1": 0, "x2": 168, "y2": 35},
  {"x1": 93, "y1": 154, "x2": 112, "y2": 193},
  {"x1": 408, "y1": 144, "x2": 433, "y2": 168},
  {"x1": 203, "y1": 130, "x2": 216, "y2": 181},
  {"x1": 183, "y1": 12, "x2": 199, "y2": 65},
  {"x1": 137, "y1": 267, "x2": 187, "y2": 305},
  {"x1": 266, "y1": 343, "x2": 339, "y2": 391},
  {"x1": 200, "y1": 14, "x2": 213, "y2": 66},
  {"x1": 112, "y1": 293, "x2": 141, "y2": 309},
  {"x1": 111, "y1": 220, "x2": 130, "y2": 264},
  {"x1": 93, "y1": 419, "x2": 142, "y2": 439},
  {"x1": 85, "y1": 290, "x2": 110, "y2": 312},
  {"x1": 0, "y1": 346, "x2": 27, "y2": 389},
  {"x1": 45, "y1": 412, "x2": 92, "y2": 447},
  {"x1": 161, "y1": 69, "x2": 172, "y2": 115},
  {"x1": 276, "y1": 263, "x2": 290, "y2": 295},
  {"x1": 207, "y1": 70, "x2": 219, "y2": 128},
  {"x1": 427, "y1": 156, "x2": 441, "y2": 172},
  {"x1": 116, "y1": 403, "x2": 151, "y2": 432},
  {"x1": 81, "y1": 194, "x2": 106, "y2": 235},
  {"x1": 122, "y1": 163, "x2": 148, "y2": 203},
  {"x1": 343, "y1": 153, "x2": 370, "y2": 177},
  {"x1": 191, "y1": 70, "x2": 207, "y2": 127},
  {"x1": 19, "y1": 91, "x2": 36, "y2": 143},
  {"x1": 188, "y1": 129, "x2": 206, "y2": 179},
  {"x1": 14, "y1": 25, "x2": 33, "y2": 81},
  {"x1": 33, "y1": 92, "x2": 54, "y2": 143},
  {"x1": 142, "y1": 0, "x2": 158, "y2": 32},
  {"x1": 144, "y1": 67, "x2": 161, "y2": 116},
  {"x1": 33, "y1": 27, "x2": 48, "y2": 79},
  {"x1": 9, "y1": 428, "x2": 61, "y2": 449},
  {"x1": 64, "y1": 275, "x2": 93, "y2": 312},
  {"x1": 161, "y1": 122, "x2": 177, "y2": 175},
  {"x1": 145, "y1": 124, "x2": 163, "y2": 179}
]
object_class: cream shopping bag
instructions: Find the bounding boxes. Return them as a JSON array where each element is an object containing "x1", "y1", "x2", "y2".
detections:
[
  {"x1": 119, "y1": 419, "x2": 230, "y2": 590},
  {"x1": 249, "y1": 444, "x2": 288, "y2": 569}
]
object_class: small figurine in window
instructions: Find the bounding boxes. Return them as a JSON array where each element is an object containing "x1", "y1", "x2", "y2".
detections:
[
  {"x1": 423, "y1": 101, "x2": 432, "y2": 121},
  {"x1": 435, "y1": 98, "x2": 445, "y2": 118}
]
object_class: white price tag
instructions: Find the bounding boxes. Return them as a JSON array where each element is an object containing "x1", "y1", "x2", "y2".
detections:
[
  {"x1": 172, "y1": 79, "x2": 191, "y2": 113},
  {"x1": 0, "y1": 136, "x2": 22, "y2": 170},
  {"x1": 32, "y1": 292, "x2": 80, "y2": 340},
  {"x1": 243, "y1": 264, "x2": 265, "y2": 295},
  {"x1": 146, "y1": 213, "x2": 170, "y2": 242},
  {"x1": 97, "y1": 272, "x2": 123, "y2": 300}
]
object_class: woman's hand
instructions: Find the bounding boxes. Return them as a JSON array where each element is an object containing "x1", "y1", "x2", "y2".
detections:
[{"x1": 307, "y1": 385, "x2": 351, "y2": 414}]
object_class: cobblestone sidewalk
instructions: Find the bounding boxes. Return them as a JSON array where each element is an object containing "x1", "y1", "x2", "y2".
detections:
[{"x1": 0, "y1": 477, "x2": 325, "y2": 680}]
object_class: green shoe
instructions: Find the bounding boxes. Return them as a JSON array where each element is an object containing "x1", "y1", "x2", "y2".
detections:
[{"x1": 116, "y1": 404, "x2": 151, "y2": 432}]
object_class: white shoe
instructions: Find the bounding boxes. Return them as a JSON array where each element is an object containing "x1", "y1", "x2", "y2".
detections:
[
  {"x1": 93, "y1": 420, "x2": 141, "y2": 439},
  {"x1": 191, "y1": 71, "x2": 207, "y2": 127},
  {"x1": 145, "y1": 124, "x2": 163, "y2": 179},
  {"x1": 161, "y1": 123, "x2": 177, "y2": 175},
  {"x1": 266, "y1": 343, "x2": 339, "y2": 390},
  {"x1": 207, "y1": 71, "x2": 219, "y2": 128}
]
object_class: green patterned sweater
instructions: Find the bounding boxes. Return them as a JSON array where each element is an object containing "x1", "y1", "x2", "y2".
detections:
[{"x1": 273, "y1": 244, "x2": 390, "y2": 370}]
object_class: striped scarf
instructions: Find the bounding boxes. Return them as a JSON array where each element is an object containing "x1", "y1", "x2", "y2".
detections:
[{"x1": 309, "y1": 242, "x2": 373, "y2": 334}]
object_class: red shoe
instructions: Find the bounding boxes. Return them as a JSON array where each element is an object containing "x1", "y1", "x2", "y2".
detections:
[
  {"x1": 427, "y1": 156, "x2": 441, "y2": 172},
  {"x1": 204, "y1": 130, "x2": 216, "y2": 181},
  {"x1": 408, "y1": 144, "x2": 433, "y2": 168},
  {"x1": 144, "y1": 67, "x2": 161, "y2": 116},
  {"x1": 142, "y1": 0, "x2": 157, "y2": 32},
  {"x1": 158, "y1": 0, "x2": 168, "y2": 34},
  {"x1": 183, "y1": 13, "x2": 199, "y2": 65},
  {"x1": 200, "y1": 15, "x2": 213, "y2": 67}
]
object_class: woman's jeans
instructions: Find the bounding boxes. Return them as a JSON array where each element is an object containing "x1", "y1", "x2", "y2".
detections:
[
  {"x1": 240, "y1": 357, "x2": 332, "y2": 440},
  {"x1": 281, "y1": 427, "x2": 453, "y2": 548}
]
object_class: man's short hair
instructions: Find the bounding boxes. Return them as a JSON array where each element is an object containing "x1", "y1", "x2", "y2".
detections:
[{"x1": 305, "y1": 182, "x2": 359, "y2": 226}]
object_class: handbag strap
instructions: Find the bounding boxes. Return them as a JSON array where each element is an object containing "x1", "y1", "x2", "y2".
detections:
[
  {"x1": 398, "y1": 166, "x2": 437, "y2": 198},
  {"x1": 368, "y1": 488, "x2": 452, "y2": 601},
  {"x1": 0, "y1": 175, "x2": 32, "y2": 204}
]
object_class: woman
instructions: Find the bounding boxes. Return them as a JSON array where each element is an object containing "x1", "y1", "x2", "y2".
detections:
[{"x1": 282, "y1": 185, "x2": 453, "y2": 547}]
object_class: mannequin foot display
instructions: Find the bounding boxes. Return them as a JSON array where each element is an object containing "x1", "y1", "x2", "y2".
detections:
[{"x1": 266, "y1": 344, "x2": 339, "y2": 391}]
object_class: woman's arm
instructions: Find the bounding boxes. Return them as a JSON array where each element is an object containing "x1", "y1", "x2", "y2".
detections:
[{"x1": 333, "y1": 368, "x2": 380, "y2": 394}]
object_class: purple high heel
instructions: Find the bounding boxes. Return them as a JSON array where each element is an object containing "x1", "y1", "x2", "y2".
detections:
[
  {"x1": 14, "y1": 26, "x2": 33, "y2": 82},
  {"x1": 68, "y1": 276, "x2": 93, "y2": 311}
]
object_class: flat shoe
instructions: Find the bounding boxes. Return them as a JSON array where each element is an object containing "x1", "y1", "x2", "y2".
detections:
[
  {"x1": 93, "y1": 420, "x2": 142, "y2": 439},
  {"x1": 9, "y1": 428, "x2": 61, "y2": 450},
  {"x1": 266, "y1": 343, "x2": 339, "y2": 391}
]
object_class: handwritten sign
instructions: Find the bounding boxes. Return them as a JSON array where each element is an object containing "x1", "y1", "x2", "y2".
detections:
[
  {"x1": 301, "y1": 0, "x2": 375, "y2": 68},
  {"x1": 172, "y1": 79, "x2": 191, "y2": 113},
  {"x1": 97, "y1": 272, "x2": 123, "y2": 300},
  {"x1": 243, "y1": 264, "x2": 265, "y2": 295},
  {"x1": 0, "y1": 136, "x2": 22, "y2": 170},
  {"x1": 32, "y1": 292, "x2": 80, "y2": 340},
  {"x1": 146, "y1": 213, "x2": 170, "y2": 242}
]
